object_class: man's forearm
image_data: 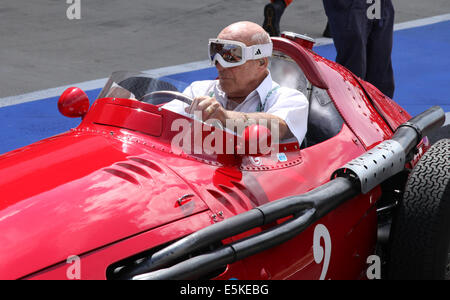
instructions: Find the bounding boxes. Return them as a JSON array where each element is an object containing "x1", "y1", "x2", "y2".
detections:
[{"x1": 223, "y1": 110, "x2": 293, "y2": 140}]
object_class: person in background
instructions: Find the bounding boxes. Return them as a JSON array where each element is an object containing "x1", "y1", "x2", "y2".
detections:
[
  {"x1": 262, "y1": 0, "x2": 330, "y2": 37},
  {"x1": 262, "y1": 0, "x2": 291, "y2": 37},
  {"x1": 322, "y1": 0, "x2": 395, "y2": 98}
]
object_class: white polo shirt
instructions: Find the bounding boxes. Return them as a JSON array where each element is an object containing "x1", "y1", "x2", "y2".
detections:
[{"x1": 162, "y1": 73, "x2": 308, "y2": 143}]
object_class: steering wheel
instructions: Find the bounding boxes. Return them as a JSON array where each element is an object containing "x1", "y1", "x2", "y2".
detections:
[
  {"x1": 139, "y1": 91, "x2": 193, "y2": 106},
  {"x1": 139, "y1": 90, "x2": 224, "y2": 131}
]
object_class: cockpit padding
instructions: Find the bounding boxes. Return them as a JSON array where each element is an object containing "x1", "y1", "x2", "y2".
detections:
[
  {"x1": 269, "y1": 52, "x2": 344, "y2": 147},
  {"x1": 305, "y1": 87, "x2": 344, "y2": 146}
]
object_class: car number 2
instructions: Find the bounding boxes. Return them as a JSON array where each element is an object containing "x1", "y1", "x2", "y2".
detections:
[{"x1": 313, "y1": 224, "x2": 331, "y2": 280}]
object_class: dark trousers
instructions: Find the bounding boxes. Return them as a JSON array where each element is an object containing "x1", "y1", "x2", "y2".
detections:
[{"x1": 322, "y1": 0, "x2": 395, "y2": 98}]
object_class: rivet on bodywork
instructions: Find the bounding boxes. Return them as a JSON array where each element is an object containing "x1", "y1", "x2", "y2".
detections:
[{"x1": 211, "y1": 214, "x2": 218, "y2": 222}]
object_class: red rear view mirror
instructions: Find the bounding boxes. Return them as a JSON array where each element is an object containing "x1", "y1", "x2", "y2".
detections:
[{"x1": 58, "y1": 87, "x2": 90, "y2": 118}]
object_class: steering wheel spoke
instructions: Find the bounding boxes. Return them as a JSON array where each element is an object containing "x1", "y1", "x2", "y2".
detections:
[
  {"x1": 139, "y1": 90, "x2": 224, "y2": 131},
  {"x1": 139, "y1": 91, "x2": 193, "y2": 106}
]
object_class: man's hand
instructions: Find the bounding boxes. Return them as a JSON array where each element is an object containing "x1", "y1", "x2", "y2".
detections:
[
  {"x1": 185, "y1": 96, "x2": 227, "y2": 125},
  {"x1": 185, "y1": 96, "x2": 293, "y2": 139}
]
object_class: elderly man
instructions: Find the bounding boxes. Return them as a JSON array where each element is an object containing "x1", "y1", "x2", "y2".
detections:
[{"x1": 163, "y1": 21, "x2": 308, "y2": 144}]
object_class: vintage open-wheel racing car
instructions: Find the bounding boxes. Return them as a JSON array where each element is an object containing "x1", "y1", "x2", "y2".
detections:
[{"x1": 0, "y1": 33, "x2": 448, "y2": 280}]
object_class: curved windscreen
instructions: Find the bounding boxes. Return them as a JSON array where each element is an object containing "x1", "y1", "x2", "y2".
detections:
[{"x1": 97, "y1": 71, "x2": 189, "y2": 105}]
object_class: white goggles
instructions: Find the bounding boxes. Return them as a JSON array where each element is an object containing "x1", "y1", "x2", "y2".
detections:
[{"x1": 208, "y1": 38, "x2": 273, "y2": 68}]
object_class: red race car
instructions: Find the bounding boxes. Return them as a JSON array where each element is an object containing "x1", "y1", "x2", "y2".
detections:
[{"x1": 0, "y1": 33, "x2": 448, "y2": 280}]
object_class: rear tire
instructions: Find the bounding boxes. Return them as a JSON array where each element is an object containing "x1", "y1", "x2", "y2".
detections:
[{"x1": 387, "y1": 139, "x2": 450, "y2": 280}]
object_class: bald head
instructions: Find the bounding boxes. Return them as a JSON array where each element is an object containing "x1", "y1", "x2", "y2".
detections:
[
  {"x1": 218, "y1": 21, "x2": 271, "y2": 47},
  {"x1": 214, "y1": 21, "x2": 272, "y2": 100}
]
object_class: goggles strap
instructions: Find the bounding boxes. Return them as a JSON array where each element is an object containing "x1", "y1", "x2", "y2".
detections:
[{"x1": 246, "y1": 43, "x2": 273, "y2": 60}]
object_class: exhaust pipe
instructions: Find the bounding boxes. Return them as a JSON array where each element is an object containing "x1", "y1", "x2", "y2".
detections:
[{"x1": 333, "y1": 106, "x2": 445, "y2": 194}]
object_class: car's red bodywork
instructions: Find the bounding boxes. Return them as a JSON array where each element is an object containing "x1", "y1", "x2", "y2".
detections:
[{"x1": 0, "y1": 35, "x2": 425, "y2": 280}]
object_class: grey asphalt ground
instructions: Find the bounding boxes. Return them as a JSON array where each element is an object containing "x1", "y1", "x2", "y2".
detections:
[{"x1": 1, "y1": 0, "x2": 450, "y2": 97}]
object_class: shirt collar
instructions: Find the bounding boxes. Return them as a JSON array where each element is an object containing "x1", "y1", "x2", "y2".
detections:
[{"x1": 255, "y1": 72, "x2": 275, "y2": 105}]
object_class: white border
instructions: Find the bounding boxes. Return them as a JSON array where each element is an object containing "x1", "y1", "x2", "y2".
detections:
[
  {"x1": 315, "y1": 13, "x2": 450, "y2": 46},
  {"x1": 0, "y1": 60, "x2": 210, "y2": 108},
  {"x1": 394, "y1": 13, "x2": 450, "y2": 30},
  {"x1": 1, "y1": 13, "x2": 450, "y2": 108},
  {"x1": 444, "y1": 112, "x2": 450, "y2": 126}
]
